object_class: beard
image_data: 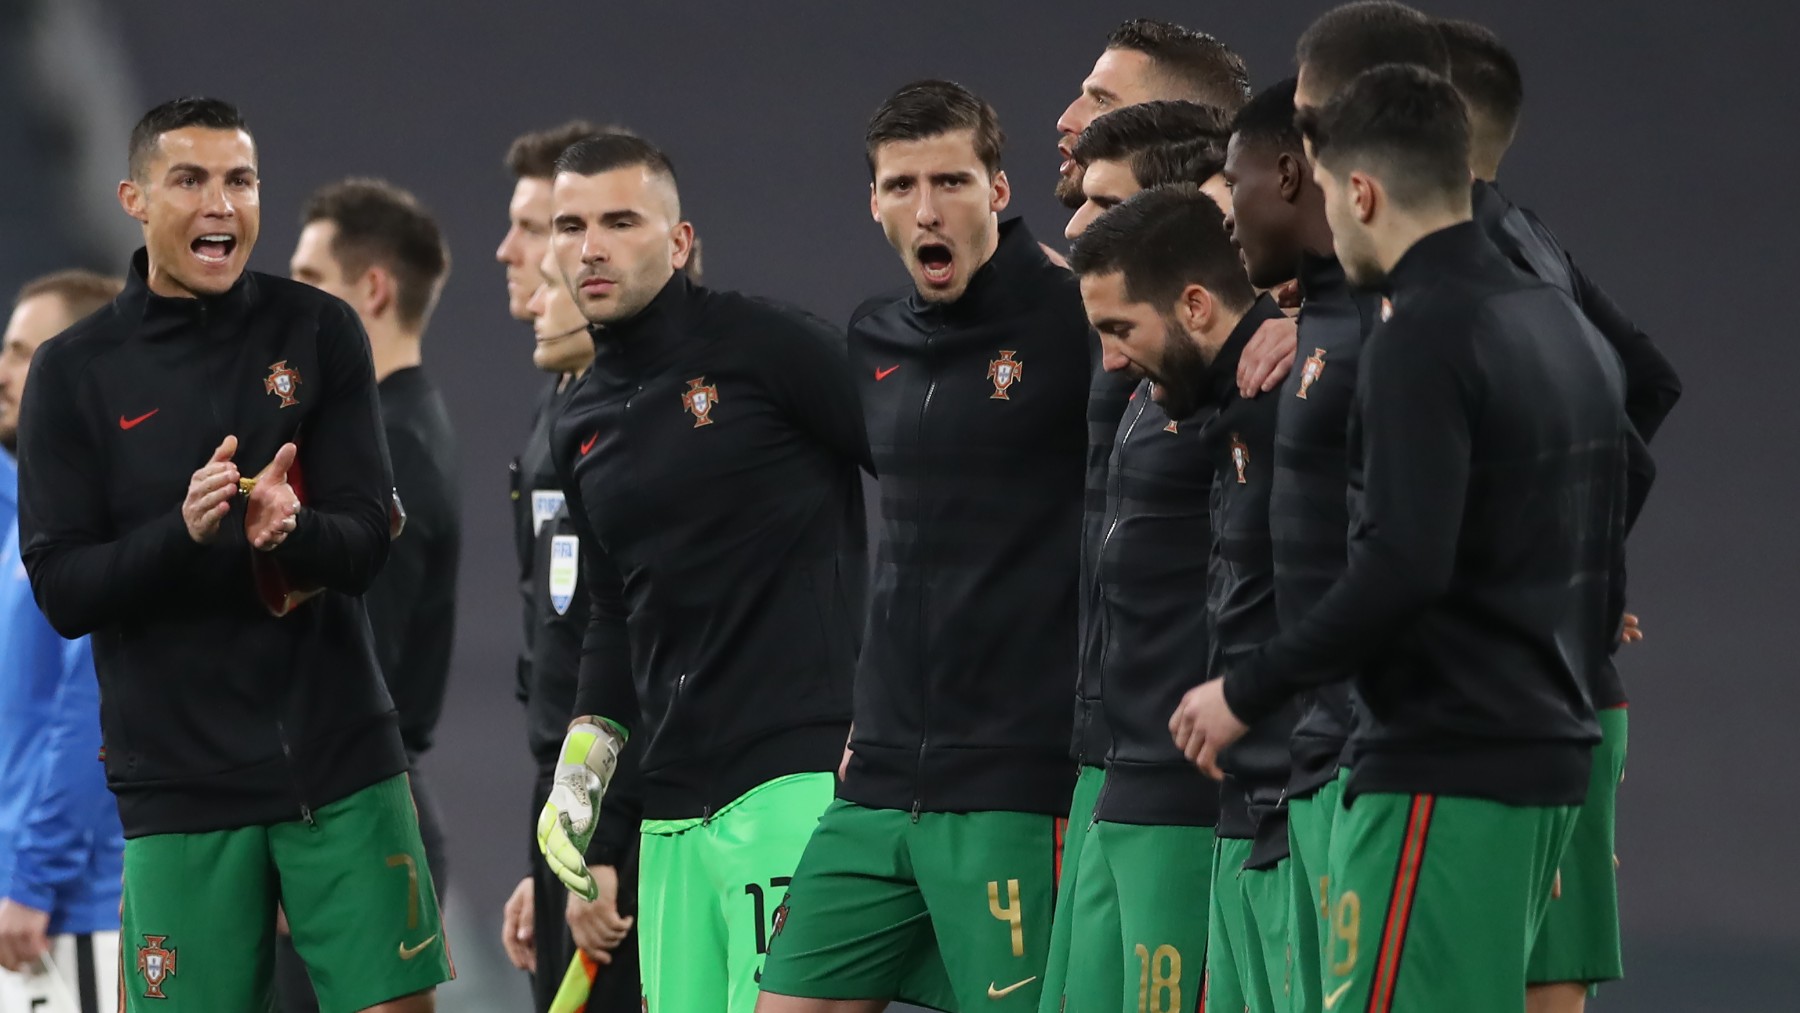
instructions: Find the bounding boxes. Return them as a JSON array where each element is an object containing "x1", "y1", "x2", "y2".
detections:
[
  {"x1": 1149, "y1": 318, "x2": 1212, "y2": 421},
  {"x1": 1055, "y1": 165, "x2": 1086, "y2": 209}
]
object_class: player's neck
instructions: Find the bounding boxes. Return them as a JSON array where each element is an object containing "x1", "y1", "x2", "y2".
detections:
[{"x1": 371, "y1": 329, "x2": 423, "y2": 383}]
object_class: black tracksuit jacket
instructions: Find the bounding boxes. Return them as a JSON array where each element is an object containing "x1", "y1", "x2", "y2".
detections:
[
  {"x1": 1190, "y1": 297, "x2": 1299, "y2": 868},
  {"x1": 1073, "y1": 370, "x2": 1135, "y2": 771},
  {"x1": 1473, "y1": 180, "x2": 1680, "y2": 708},
  {"x1": 1225, "y1": 223, "x2": 1630, "y2": 807},
  {"x1": 512, "y1": 378, "x2": 577, "y2": 713},
  {"x1": 1273, "y1": 255, "x2": 1386, "y2": 798},
  {"x1": 17, "y1": 250, "x2": 405, "y2": 837},
  {"x1": 840, "y1": 219, "x2": 1089, "y2": 816},
  {"x1": 1087, "y1": 376, "x2": 1218, "y2": 829},
  {"x1": 554, "y1": 273, "x2": 867, "y2": 821},
  {"x1": 365, "y1": 366, "x2": 459, "y2": 759}
]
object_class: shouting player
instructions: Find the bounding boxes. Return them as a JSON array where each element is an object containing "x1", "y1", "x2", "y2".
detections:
[
  {"x1": 760, "y1": 80, "x2": 1089, "y2": 1012},
  {"x1": 534, "y1": 132, "x2": 869, "y2": 1013},
  {"x1": 17, "y1": 96, "x2": 448, "y2": 1012}
]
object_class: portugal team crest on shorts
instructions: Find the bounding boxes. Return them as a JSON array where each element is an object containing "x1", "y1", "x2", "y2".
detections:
[
  {"x1": 1297, "y1": 347, "x2": 1328, "y2": 399},
  {"x1": 137, "y1": 934, "x2": 177, "y2": 998},
  {"x1": 770, "y1": 898, "x2": 791, "y2": 939},
  {"x1": 1230, "y1": 433, "x2": 1250, "y2": 484},
  {"x1": 681, "y1": 377, "x2": 719, "y2": 427},
  {"x1": 987, "y1": 350, "x2": 1024, "y2": 400},
  {"x1": 265, "y1": 360, "x2": 302, "y2": 408}
]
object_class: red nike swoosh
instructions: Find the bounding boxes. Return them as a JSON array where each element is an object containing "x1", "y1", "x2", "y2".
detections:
[
  {"x1": 874, "y1": 365, "x2": 900, "y2": 381},
  {"x1": 119, "y1": 409, "x2": 159, "y2": 430},
  {"x1": 579, "y1": 432, "x2": 598, "y2": 455}
]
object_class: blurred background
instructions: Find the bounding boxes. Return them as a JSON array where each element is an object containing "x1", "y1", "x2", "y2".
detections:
[{"x1": 4, "y1": 0, "x2": 1797, "y2": 1008}]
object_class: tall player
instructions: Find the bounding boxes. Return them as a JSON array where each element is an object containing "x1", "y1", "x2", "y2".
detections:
[
  {"x1": 0, "y1": 270, "x2": 125, "y2": 1013},
  {"x1": 1172, "y1": 65, "x2": 1633, "y2": 1012},
  {"x1": 534, "y1": 133, "x2": 869, "y2": 1013},
  {"x1": 759, "y1": 80, "x2": 1088, "y2": 1013},
  {"x1": 1062, "y1": 100, "x2": 1230, "y2": 239},
  {"x1": 1070, "y1": 188, "x2": 1292, "y2": 1013},
  {"x1": 1439, "y1": 19, "x2": 1679, "y2": 1011},
  {"x1": 282, "y1": 177, "x2": 459, "y2": 1013},
  {"x1": 17, "y1": 96, "x2": 448, "y2": 1012},
  {"x1": 1221, "y1": 77, "x2": 1386, "y2": 1013}
]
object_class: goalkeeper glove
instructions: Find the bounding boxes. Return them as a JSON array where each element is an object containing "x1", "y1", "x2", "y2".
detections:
[{"x1": 536, "y1": 719, "x2": 626, "y2": 901}]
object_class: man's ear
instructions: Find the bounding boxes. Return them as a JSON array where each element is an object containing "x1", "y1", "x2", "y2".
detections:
[
  {"x1": 118, "y1": 179, "x2": 148, "y2": 224},
  {"x1": 669, "y1": 221, "x2": 696, "y2": 271},
  {"x1": 1176, "y1": 282, "x2": 1216, "y2": 336},
  {"x1": 363, "y1": 266, "x2": 394, "y2": 321},
  {"x1": 869, "y1": 182, "x2": 881, "y2": 223},
  {"x1": 1350, "y1": 171, "x2": 1378, "y2": 224},
  {"x1": 1276, "y1": 152, "x2": 1305, "y2": 204},
  {"x1": 990, "y1": 169, "x2": 1012, "y2": 213}
]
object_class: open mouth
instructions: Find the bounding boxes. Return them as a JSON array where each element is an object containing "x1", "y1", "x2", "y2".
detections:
[
  {"x1": 191, "y1": 234, "x2": 236, "y2": 264},
  {"x1": 916, "y1": 243, "x2": 954, "y2": 287}
]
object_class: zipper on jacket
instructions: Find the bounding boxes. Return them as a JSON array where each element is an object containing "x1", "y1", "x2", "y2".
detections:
[
  {"x1": 1093, "y1": 392, "x2": 1149, "y2": 742},
  {"x1": 275, "y1": 719, "x2": 315, "y2": 827},
  {"x1": 912, "y1": 329, "x2": 938, "y2": 816}
]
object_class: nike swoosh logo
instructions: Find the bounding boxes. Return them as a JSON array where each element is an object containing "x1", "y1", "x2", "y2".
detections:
[
  {"x1": 579, "y1": 431, "x2": 598, "y2": 455},
  {"x1": 119, "y1": 409, "x2": 159, "y2": 429},
  {"x1": 987, "y1": 976, "x2": 1036, "y2": 1000},
  {"x1": 1323, "y1": 979, "x2": 1353, "y2": 1009},
  {"x1": 874, "y1": 365, "x2": 900, "y2": 381},
  {"x1": 398, "y1": 934, "x2": 438, "y2": 960}
]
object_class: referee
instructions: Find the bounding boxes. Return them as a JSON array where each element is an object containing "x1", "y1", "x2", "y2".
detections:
[
  {"x1": 17, "y1": 97, "x2": 447, "y2": 1013},
  {"x1": 279, "y1": 178, "x2": 460, "y2": 1013}
]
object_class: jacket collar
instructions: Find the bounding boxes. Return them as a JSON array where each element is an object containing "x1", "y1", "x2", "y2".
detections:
[
  {"x1": 588, "y1": 271, "x2": 700, "y2": 380},
  {"x1": 1297, "y1": 251, "x2": 1349, "y2": 303},
  {"x1": 1381, "y1": 219, "x2": 1498, "y2": 296},
  {"x1": 1201, "y1": 294, "x2": 1284, "y2": 408},
  {"x1": 116, "y1": 247, "x2": 257, "y2": 340}
]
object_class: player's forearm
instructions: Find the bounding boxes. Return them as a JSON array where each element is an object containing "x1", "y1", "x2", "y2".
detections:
[
  {"x1": 572, "y1": 625, "x2": 637, "y2": 738},
  {"x1": 23, "y1": 510, "x2": 205, "y2": 638},
  {"x1": 267, "y1": 494, "x2": 391, "y2": 593}
]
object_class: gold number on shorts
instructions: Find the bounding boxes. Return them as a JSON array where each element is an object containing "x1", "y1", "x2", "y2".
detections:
[
  {"x1": 987, "y1": 878, "x2": 1024, "y2": 958},
  {"x1": 1330, "y1": 889, "x2": 1361, "y2": 976},
  {"x1": 1134, "y1": 943, "x2": 1181, "y2": 1013},
  {"x1": 386, "y1": 853, "x2": 420, "y2": 930}
]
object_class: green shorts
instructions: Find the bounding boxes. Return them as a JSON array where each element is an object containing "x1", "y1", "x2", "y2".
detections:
[
  {"x1": 120, "y1": 773, "x2": 451, "y2": 1013},
  {"x1": 637, "y1": 771, "x2": 834, "y2": 1013},
  {"x1": 1037, "y1": 763, "x2": 1104, "y2": 1013},
  {"x1": 760, "y1": 799, "x2": 1065, "y2": 1010},
  {"x1": 1528, "y1": 707, "x2": 1628, "y2": 987},
  {"x1": 1061, "y1": 820, "x2": 1211, "y2": 1013},
  {"x1": 1323, "y1": 792, "x2": 1578, "y2": 1013},
  {"x1": 1205, "y1": 838, "x2": 1290, "y2": 1013},
  {"x1": 1288, "y1": 769, "x2": 1348, "y2": 1013}
]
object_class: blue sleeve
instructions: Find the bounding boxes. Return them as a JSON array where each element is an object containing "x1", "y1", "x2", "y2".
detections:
[{"x1": 6, "y1": 636, "x2": 122, "y2": 913}]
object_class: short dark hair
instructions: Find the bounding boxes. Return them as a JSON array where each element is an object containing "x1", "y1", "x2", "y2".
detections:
[
  {"x1": 1069, "y1": 185, "x2": 1254, "y2": 314},
  {"x1": 1295, "y1": 1, "x2": 1451, "y2": 101},
  {"x1": 1230, "y1": 78, "x2": 1303, "y2": 155},
  {"x1": 554, "y1": 132, "x2": 679, "y2": 187},
  {"x1": 1073, "y1": 100, "x2": 1230, "y2": 188},
  {"x1": 15, "y1": 269, "x2": 124, "y2": 318},
  {"x1": 506, "y1": 120, "x2": 612, "y2": 180},
  {"x1": 1106, "y1": 19, "x2": 1252, "y2": 112},
  {"x1": 128, "y1": 97, "x2": 249, "y2": 180},
  {"x1": 301, "y1": 179, "x2": 451, "y2": 331},
  {"x1": 1297, "y1": 64, "x2": 1471, "y2": 212},
  {"x1": 1438, "y1": 19, "x2": 1523, "y2": 154},
  {"x1": 865, "y1": 79, "x2": 1005, "y2": 180},
  {"x1": 1131, "y1": 139, "x2": 1227, "y2": 190}
]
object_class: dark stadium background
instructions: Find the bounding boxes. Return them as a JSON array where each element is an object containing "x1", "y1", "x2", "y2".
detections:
[{"x1": 5, "y1": 0, "x2": 1796, "y2": 1008}]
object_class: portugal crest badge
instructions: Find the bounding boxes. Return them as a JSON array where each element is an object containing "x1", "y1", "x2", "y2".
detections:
[
  {"x1": 1230, "y1": 433, "x2": 1250, "y2": 484},
  {"x1": 681, "y1": 377, "x2": 719, "y2": 427},
  {"x1": 986, "y1": 350, "x2": 1024, "y2": 400},
  {"x1": 1297, "y1": 347, "x2": 1327, "y2": 399},
  {"x1": 265, "y1": 360, "x2": 302, "y2": 408},
  {"x1": 138, "y1": 934, "x2": 177, "y2": 999}
]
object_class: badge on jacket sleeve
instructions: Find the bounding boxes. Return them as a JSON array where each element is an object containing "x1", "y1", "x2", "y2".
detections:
[
  {"x1": 548, "y1": 535, "x2": 580, "y2": 615},
  {"x1": 531, "y1": 490, "x2": 566, "y2": 535}
]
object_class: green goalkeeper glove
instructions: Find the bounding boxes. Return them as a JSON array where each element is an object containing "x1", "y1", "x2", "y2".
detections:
[{"x1": 536, "y1": 719, "x2": 626, "y2": 901}]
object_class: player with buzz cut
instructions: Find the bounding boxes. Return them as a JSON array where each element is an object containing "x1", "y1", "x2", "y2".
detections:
[
  {"x1": 1172, "y1": 64, "x2": 1635, "y2": 1012},
  {"x1": 17, "y1": 95, "x2": 447, "y2": 1013},
  {"x1": 1437, "y1": 18, "x2": 1679, "y2": 1013},
  {"x1": 1220, "y1": 75, "x2": 1387, "y2": 1013},
  {"x1": 534, "y1": 131, "x2": 870, "y2": 1013},
  {"x1": 758, "y1": 79, "x2": 1091, "y2": 1013}
]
